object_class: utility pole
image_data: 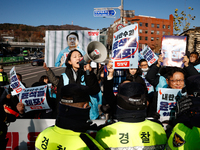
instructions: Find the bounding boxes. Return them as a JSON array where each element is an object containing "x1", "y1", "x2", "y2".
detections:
[{"x1": 120, "y1": 0, "x2": 124, "y2": 25}]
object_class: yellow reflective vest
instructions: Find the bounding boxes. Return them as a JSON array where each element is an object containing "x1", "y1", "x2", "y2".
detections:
[
  {"x1": 95, "y1": 119, "x2": 167, "y2": 149},
  {"x1": 165, "y1": 123, "x2": 200, "y2": 150},
  {"x1": 0, "y1": 72, "x2": 8, "y2": 84},
  {"x1": 35, "y1": 125, "x2": 104, "y2": 150}
]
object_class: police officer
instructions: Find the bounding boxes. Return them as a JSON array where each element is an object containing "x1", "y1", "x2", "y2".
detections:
[
  {"x1": 0, "y1": 65, "x2": 9, "y2": 87},
  {"x1": 35, "y1": 83, "x2": 104, "y2": 150},
  {"x1": 95, "y1": 80, "x2": 167, "y2": 149},
  {"x1": 166, "y1": 74, "x2": 200, "y2": 149}
]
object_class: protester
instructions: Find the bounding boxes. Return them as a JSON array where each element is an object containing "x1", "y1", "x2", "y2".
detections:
[
  {"x1": 139, "y1": 59, "x2": 149, "y2": 72},
  {"x1": 166, "y1": 74, "x2": 200, "y2": 149},
  {"x1": 56, "y1": 49, "x2": 100, "y2": 120},
  {"x1": 145, "y1": 54, "x2": 199, "y2": 119},
  {"x1": 35, "y1": 84, "x2": 104, "y2": 150},
  {"x1": 43, "y1": 62, "x2": 59, "y2": 87},
  {"x1": 96, "y1": 80, "x2": 167, "y2": 149},
  {"x1": 0, "y1": 88, "x2": 24, "y2": 149},
  {"x1": 39, "y1": 75, "x2": 49, "y2": 84},
  {"x1": 55, "y1": 32, "x2": 86, "y2": 67},
  {"x1": 189, "y1": 51, "x2": 199, "y2": 66}
]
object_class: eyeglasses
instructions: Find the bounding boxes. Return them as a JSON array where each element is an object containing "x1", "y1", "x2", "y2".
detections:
[
  {"x1": 169, "y1": 79, "x2": 184, "y2": 83},
  {"x1": 140, "y1": 64, "x2": 148, "y2": 67}
]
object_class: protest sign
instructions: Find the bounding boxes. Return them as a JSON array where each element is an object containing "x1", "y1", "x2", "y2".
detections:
[
  {"x1": 45, "y1": 30, "x2": 99, "y2": 67},
  {"x1": 139, "y1": 45, "x2": 158, "y2": 66},
  {"x1": 18, "y1": 85, "x2": 50, "y2": 113},
  {"x1": 161, "y1": 35, "x2": 187, "y2": 68},
  {"x1": 141, "y1": 72, "x2": 154, "y2": 94},
  {"x1": 112, "y1": 24, "x2": 138, "y2": 69},
  {"x1": 10, "y1": 67, "x2": 25, "y2": 95},
  {"x1": 194, "y1": 64, "x2": 200, "y2": 72},
  {"x1": 157, "y1": 88, "x2": 181, "y2": 121}
]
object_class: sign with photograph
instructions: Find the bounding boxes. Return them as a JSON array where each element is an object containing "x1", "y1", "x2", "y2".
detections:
[
  {"x1": 161, "y1": 35, "x2": 187, "y2": 68},
  {"x1": 45, "y1": 30, "x2": 99, "y2": 67},
  {"x1": 112, "y1": 24, "x2": 139, "y2": 69}
]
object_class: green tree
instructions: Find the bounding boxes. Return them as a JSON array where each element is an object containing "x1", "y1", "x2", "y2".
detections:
[{"x1": 173, "y1": 7, "x2": 195, "y2": 35}]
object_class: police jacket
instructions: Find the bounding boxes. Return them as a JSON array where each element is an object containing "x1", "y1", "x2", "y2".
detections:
[
  {"x1": 165, "y1": 123, "x2": 200, "y2": 150},
  {"x1": 35, "y1": 103, "x2": 104, "y2": 150},
  {"x1": 0, "y1": 72, "x2": 9, "y2": 86},
  {"x1": 95, "y1": 117, "x2": 167, "y2": 149}
]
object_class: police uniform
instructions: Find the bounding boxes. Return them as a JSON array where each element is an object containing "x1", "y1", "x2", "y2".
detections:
[
  {"x1": 165, "y1": 123, "x2": 200, "y2": 150},
  {"x1": 96, "y1": 119, "x2": 167, "y2": 149},
  {"x1": 0, "y1": 72, "x2": 9, "y2": 86},
  {"x1": 98, "y1": 81, "x2": 167, "y2": 149},
  {"x1": 35, "y1": 125, "x2": 104, "y2": 150},
  {"x1": 35, "y1": 84, "x2": 104, "y2": 150}
]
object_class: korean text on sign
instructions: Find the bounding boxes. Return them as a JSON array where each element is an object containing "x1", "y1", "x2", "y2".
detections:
[
  {"x1": 112, "y1": 24, "x2": 139, "y2": 69},
  {"x1": 157, "y1": 88, "x2": 181, "y2": 118},
  {"x1": 18, "y1": 85, "x2": 50, "y2": 113},
  {"x1": 9, "y1": 66, "x2": 25, "y2": 95}
]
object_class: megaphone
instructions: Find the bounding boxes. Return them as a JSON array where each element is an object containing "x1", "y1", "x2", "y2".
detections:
[
  {"x1": 79, "y1": 41, "x2": 107, "y2": 75},
  {"x1": 84, "y1": 41, "x2": 107, "y2": 63}
]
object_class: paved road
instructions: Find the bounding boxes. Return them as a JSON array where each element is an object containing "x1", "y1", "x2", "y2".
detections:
[{"x1": 4, "y1": 63, "x2": 65, "y2": 87}]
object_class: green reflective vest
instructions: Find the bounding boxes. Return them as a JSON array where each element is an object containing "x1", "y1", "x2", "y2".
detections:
[
  {"x1": 165, "y1": 123, "x2": 200, "y2": 150},
  {"x1": 95, "y1": 119, "x2": 167, "y2": 149},
  {"x1": 35, "y1": 125, "x2": 104, "y2": 150}
]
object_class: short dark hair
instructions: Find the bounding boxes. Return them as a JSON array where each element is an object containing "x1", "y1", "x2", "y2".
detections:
[
  {"x1": 139, "y1": 59, "x2": 147, "y2": 65},
  {"x1": 66, "y1": 32, "x2": 79, "y2": 41},
  {"x1": 166, "y1": 67, "x2": 185, "y2": 80}
]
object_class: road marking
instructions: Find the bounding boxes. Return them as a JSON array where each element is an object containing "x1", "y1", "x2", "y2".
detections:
[{"x1": 23, "y1": 75, "x2": 38, "y2": 80}]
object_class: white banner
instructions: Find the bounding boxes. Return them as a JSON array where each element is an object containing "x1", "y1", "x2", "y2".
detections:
[
  {"x1": 9, "y1": 67, "x2": 25, "y2": 96},
  {"x1": 111, "y1": 24, "x2": 138, "y2": 69},
  {"x1": 45, "y1": 30, "x2": 100, "y2": 67},
  {"x1": 18, "y1": 85, "x2": 50, "y2": 113},
  {"x1": 157, "y1": 88, "x2": 181, "y2": 121},
  {"x1": 139, "y1": 45, "x2": 158, "y2": 66}
]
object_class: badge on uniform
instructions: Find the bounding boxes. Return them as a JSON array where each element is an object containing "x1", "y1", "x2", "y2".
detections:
[{"x1": 173, "y1": 132, "x2": 185, "y2": 147}]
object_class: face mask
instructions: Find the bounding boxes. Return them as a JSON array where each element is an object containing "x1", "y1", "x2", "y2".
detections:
[{"x1": 141, "y1": 68, "x2": 149, "y2": 72}]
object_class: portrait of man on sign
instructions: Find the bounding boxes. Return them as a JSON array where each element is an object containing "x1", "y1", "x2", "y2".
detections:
[{"x1": 55, "y1": 32, "x2": 86, "y2": 67}]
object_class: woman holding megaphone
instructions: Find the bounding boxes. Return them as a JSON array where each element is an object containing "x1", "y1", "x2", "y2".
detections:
[{"x1": 55, "y1": 49, "x2": 101, "y2": 119}]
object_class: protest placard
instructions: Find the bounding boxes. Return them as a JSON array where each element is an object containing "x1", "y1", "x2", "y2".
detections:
[
  {"x1": 194, "y1": 64, "x2": 200, "y2": 72},
  {"x1": 157, "y1": 88, "x2": 181, "y2": 121},
  {"x1": 139, "y1": 45, "x2": 158, "y2": 66},
  {"x1": 18, "y1": 85, "x2": 50, "y2": 113},
  {"x1": 141, "y1": 72, "x2": 154, "y2": 94},
  {"x1": 161, "y1": 35, "x2": 187, "y2": 68},
  {"x1": 111, "y1": 24, "x2": 138, "y2": 69},
  {"x1": 10, "y1": 67, "x2": 25, "y2": 95},
  {"x1": 45, "y1": 30, "x2": 100, "y2": 67}
]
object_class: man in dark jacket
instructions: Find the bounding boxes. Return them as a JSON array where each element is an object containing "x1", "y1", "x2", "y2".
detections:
[{"x1": 146, "y1": 55, "x2": 199, "y2": 118}]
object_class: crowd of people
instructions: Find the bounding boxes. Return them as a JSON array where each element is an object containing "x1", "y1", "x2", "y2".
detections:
[{"x1": 0, "y1": 48, "x2": 200, "y2": 149}]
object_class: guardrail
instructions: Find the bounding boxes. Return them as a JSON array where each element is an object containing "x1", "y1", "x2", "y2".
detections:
[{"x1": 0, "y1": 56, "x2": 32, "y2": 66}]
